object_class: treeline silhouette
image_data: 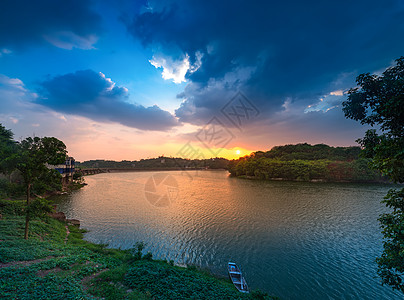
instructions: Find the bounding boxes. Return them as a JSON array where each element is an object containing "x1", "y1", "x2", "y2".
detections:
[{"x1": 77, "y1": 157, "x2": 229, "y2": 170}]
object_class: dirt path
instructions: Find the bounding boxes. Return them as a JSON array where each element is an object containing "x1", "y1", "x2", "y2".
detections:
[
  {"x1": 81, "y1": 268, "x2": 109, "y2": 291},
  {"x1": 0, "y1": 256, "x2": 58, "y2": 269},
  {"x1": 64, "y1": 225, "x2": 70, "y2": 244}
]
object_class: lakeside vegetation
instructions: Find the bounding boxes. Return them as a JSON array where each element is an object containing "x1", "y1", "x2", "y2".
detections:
[
  {"x1": 228, "y1": 143, "x2": 384, "y2": 182},
  {"x1": 342, "y1": 57, "x2": 404, "y2": 293},
  {"x1": 0, "y1": 199, "x2": 274, "y2": 299}
]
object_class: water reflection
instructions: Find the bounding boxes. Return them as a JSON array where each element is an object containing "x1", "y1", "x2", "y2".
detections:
[{"x1": 54, "y1": 171, "x2": 401, "y2": 299}]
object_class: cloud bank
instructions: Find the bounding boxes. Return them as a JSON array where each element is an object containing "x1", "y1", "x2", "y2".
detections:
[
  {"x1": 126, "y1": 0, "x2": 404, "y2": 131},
  {"x1": 0, "y1": 0, "x2": 102, "y2": 50},
  {"x1": 37, "y1": 70, "x2": 179, "y2": 131}
]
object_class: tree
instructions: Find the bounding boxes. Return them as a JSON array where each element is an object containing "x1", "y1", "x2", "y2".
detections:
[
  {"x1": 342, "y1": 56, "x2": 404, "y2": 292},
  {"x1": 0, "y1": 124, "x2": 17, "y2": 176},
  {"x1": 16, "y1": 136, "x2": 67, "y2": 239}
]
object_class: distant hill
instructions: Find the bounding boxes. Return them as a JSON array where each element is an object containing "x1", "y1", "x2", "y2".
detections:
[
  {"x1": 76, "y1": 157, "x2": 229, "y2": 170},
  {"x1": 228, "y1": 143, "x2": 385, "y2": 183},
  {"x1": 252, "y1": 143, "x2": 362, "y2": 161}
]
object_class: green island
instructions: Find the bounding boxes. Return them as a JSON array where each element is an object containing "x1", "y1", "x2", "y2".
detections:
[
  {"x1": 0, "y1": 198, "x2": 273, "y2": 299},
  {"x1": 228, "y1": 143, "x2": 385, "y2": 183}
]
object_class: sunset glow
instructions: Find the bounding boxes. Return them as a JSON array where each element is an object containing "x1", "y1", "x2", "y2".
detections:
[
  {"x1": 1, "y1": 1, "x2": 403, "y2": 299},
  {"x1": 0, "y1": 1, "x2": 402, "y2": 161}
]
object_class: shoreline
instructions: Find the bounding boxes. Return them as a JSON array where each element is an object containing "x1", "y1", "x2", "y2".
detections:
[
  {"x1": 77, "y1": 168, "x2": 228, "y2": 173},
  {"x1": 0, "y1": 182, "x2": 275, "y2": 299},
  {"x1": 232, "y1": 174, "x2": 394, "y2": 184}
]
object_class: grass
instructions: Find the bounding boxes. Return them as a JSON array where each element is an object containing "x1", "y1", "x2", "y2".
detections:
[{"x1": 0, "y1": 199, "x2": 275, "y2": 299}]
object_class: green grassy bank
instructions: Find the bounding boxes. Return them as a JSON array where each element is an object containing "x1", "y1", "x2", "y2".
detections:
[{"x1": 0, "y1": 199, "x2": 274, "y2": 299}]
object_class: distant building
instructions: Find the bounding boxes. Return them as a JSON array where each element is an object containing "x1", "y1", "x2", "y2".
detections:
[{"x1": 47, "y1": 157, "x2": 75, "y2": 185}]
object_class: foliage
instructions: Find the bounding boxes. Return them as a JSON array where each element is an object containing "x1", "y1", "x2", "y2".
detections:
[
  {"x1": 131, "y1": 241, "x2": 145, "y2": 260},
  {"x1": 250, "y1": 289, "x2": 273, "y2": 300},
  {"x1": 124, "y1": 260, "x2": 252, "y2": 300},
  {"x1": 15, "y1": 136, "x2": 67, "y2": 239},
  {"x1": 143, "y1": 251, "x2": 153, "y2": 260},
  {"x1": 342, "y1": 56, "x2": 404, "y2": 183},
  {"x1": 254, "y1": 143, "x2": 361, "y2": 161},
  {"x1": 0, "y1": 123, "x2": 17, "y2": 175},
  {"x1": 72, "y1": 171, "x2": 85, "y2": 184},
  {"x1": 16, "y1": 136, "x2": 67, "y2": 185},
  {"x1": 77, "y1": 157, "x2": 230, "y2": 170},
  {"x1": 228, "y1": 144, "x2": 382, "y2": 182},
  {"x1": 33, "y1": 169, "x2": 63, "y2": 195},
  {"x1": 342, "y1": 56, "x2": 404, "y2": 292},
  {"x1": 26, "y1": 197, "x2": 53, "y2": 219},
  {"x1": 377, "y1": 189, "x2": 404, "y2": 292},
  {"x1": 0, "y1": 125, "x2": 75, "y2": 239},
  {"x1": 0, "y1": 198, "x2": 25, "y2": 216},
  {"x1": 0, "y1": 178, "x2": 25, "y2": 198}
]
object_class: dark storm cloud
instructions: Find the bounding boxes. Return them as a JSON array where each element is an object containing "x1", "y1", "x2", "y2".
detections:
[
  {"x1": 126, "y1": 0, "x2": 404, "y2": 127},
  {"x1": 0, "y1": 0, "x2": 102, "y2": 50},
  {"x1": 37, "y1": 70, "x2": 179, "y2": 131}
]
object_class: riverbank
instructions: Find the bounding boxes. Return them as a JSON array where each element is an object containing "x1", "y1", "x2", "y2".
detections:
[
  {"x1": 0, "y1": 199, "x2": 274, "y2": 299},
  {"x1": 233, "y1": 174, "x2": 392, "y2": 184}
]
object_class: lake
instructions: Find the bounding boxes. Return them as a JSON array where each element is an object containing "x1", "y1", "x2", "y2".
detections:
[{"x1": 54, "y1": 170, "x2": 401, "y2": 299}]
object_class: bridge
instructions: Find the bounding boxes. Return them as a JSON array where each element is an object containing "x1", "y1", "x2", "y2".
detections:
[
  {"x1": 75, "y1": 167, "x2": 205, "y2": 176},
  {"x1": 75, "y1": 168, "x2": 108, "y2": 176}
]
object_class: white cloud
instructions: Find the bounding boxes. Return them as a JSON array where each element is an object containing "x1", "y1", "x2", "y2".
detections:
[
  {"x1": 0, "y1": 48, "x2": 12, "y2": 57},
  {"x1": 9, "y1": 117, "x2": 19, "y2": 124},
  {"x1": 305, "y1": 92, "x2": 343, "y2": 113},
  {"x1": 330, "y1": 90, "x2": 344, "y2": 96},
  {"x1": 150, "y1": 54, "x2": 190, "y2": 83},
  {"x1": 43, "y1": 31, "x2": 98, "y2": 50},
  {"x1": 189, "y1": 51, "x2": 203, "y2": 73},
  {"x1": 0, "y1": 75, "x2": 25, "y2": 91},
  {"x1": 150, "y1": 52, "x2": 203, "y2": 84}
]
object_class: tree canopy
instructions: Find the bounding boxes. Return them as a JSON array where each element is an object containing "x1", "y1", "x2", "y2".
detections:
[
  {"x1": 343, "y1": 56, "x2": 404, "y2": 183},
  {"x1": 1, "y1": 124, "x2": 68, "y2": 239},
  {"x1": 227, "y1": 143, "x2": 380, "y2": 182},
  {"x1": 0, "y1": 124, "x2": 17, "y2": 174},
  {"x1": 16, "y1": 136, "x2": 67, "y2": 239},
  {"x1": 343, "y1": 56, "x2": 404, "y2": 293}
]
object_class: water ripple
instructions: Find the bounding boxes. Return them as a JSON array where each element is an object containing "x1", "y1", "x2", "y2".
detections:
[{"x1": 54, "y1": 171, "x2": 402, "y2": 300}]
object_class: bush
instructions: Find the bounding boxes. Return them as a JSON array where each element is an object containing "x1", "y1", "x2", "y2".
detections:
[
  {"x1": 0, "y1": 178, "x2": 24, "y2": 198},
  {"x1": 143, "y1": 252, "x2": 153, "y2": 260},
  {"x1": 131, "y1": 241, "x2": 145, "y2": 260},
  {"x1": 0, "y1": 199, "x2": 25, "y2": 216}
]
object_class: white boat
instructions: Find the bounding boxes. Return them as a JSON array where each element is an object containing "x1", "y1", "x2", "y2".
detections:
[{"x1": 228, "y1": 262, "x2": 249, "y2": 293}]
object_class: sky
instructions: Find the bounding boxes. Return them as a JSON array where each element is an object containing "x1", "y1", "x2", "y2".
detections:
[{"x1": 0, "y1": 0, "x2": 403, "y2": 161}]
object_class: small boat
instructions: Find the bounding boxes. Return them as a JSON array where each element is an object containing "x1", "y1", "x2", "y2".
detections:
[{"x1": 228, "y1": 262, "x2": 249, "y2": 293}]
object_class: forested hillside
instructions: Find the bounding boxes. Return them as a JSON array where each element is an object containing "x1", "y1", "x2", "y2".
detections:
[{"x1": 228, "y1": 143, "x2": 384, "y2": 182}]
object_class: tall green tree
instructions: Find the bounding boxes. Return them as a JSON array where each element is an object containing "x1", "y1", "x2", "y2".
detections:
[
  {"x1": 342, "y1": 56, "x2": 404, "y2": 292},
  {"x1": 16, "y1": 136, "x2": 67, "y2": 239},
  {"x1": 0, "y1": 124, "x2": 17, "y2": 176}
]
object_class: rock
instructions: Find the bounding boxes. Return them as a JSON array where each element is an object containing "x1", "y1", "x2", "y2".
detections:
[
  {"x1": 49, "y1": 211, "x2": 66, "y2": 222},
  {"x1": 67, "y1": 219, "x2": 80, "y2": 227}
]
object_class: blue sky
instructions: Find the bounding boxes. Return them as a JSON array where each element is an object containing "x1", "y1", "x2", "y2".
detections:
[{"x1": 0, "y1": 0, "x2": 403, "y2": 160}]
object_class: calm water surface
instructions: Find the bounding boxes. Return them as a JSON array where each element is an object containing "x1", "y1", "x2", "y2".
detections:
[{"x1": 55, "y1": 170, "x2": 401, "y2": 299}]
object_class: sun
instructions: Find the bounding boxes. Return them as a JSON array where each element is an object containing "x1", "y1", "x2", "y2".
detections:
[{"x1": 236, "y1": 150, "x2": 241, "y2": 155}]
